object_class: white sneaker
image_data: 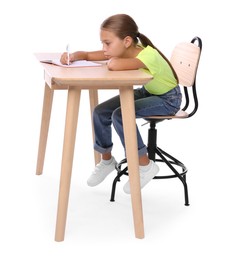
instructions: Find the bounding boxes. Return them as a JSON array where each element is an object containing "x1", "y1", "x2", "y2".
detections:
[
  {"x1": 123, "y1": 160, "x2": 159, "y2": 194},
  {"x1": 87, "y1": 157, "x2": 117, "y2": 187}
]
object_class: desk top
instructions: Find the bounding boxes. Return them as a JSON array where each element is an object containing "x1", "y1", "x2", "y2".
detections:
[{"x1": 35, "y1": 53, "x2": 153, "y2": 90}]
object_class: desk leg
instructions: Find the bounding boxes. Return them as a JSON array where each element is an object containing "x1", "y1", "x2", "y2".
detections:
[
  {"x1": 119, "y1": 87, "x2": 145, "y2": 239},
  {"x1": 55, "y1": 87, "x2": 81, "y2": 242},
  {"x1": 36, "y1": 83, "x2": 54, "y2": 175},
  {"x1": 89, "y1": 89, "x2": 101, "y2": 165}
]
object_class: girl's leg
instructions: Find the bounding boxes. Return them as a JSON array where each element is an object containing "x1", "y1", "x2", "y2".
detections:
[
  {"x1": 102, "y1": 152, "x2": 112, "y2": 160},
  {"x1": 93, "y1": 94, "x2": 120, "y2": 154},
  {"x1": 139, "y1": 154, "x2": 150, "y2": 166},
  {"x1": 87, "y1": 95, "x2": 120, "y2": 187}
]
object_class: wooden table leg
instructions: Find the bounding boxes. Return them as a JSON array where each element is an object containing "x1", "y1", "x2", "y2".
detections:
[
  {"x1": 55, "y1": 87, "x2": 81, "y2": 242},
  {"x1": 119, "y1": 86, "x2": 145, "y2": 239},
  {"x1": 89, "y1": 89, "x2": 101, "y2": 165},
  {"x1": 36, "y1": 83, "x2": 54, "y2": 175}
]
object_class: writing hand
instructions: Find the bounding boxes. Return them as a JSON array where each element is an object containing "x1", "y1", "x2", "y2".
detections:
[{"x1": 60, "y1": 52, "x2": 73, "y2": 65}]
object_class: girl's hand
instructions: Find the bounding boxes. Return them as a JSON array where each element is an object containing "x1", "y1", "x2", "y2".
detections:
[{"x1": 60, "y1": 52, "x2": 74, "y2": 65}]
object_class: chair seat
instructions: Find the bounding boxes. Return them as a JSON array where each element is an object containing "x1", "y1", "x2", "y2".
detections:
[{"x1": 145, "y1": 109, "x2": 189, "y2": 120}]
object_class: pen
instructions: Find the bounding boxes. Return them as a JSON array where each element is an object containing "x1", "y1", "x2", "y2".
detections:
[{"x1": 66, "y1": 44, "x2": 70, "y2": 65}]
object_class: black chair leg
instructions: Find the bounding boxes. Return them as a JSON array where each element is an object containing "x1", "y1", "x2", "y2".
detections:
[
  {"x1": 110, "y1": 171, "x2": 126, "y2": 202},
  {"x1": 155, "y1": 147, "x2": 189, "y2": 206},
  {"x1": 110, "y1": 148, "x2": 189, "y2": 206},
  {"x1": 110, "y1": 161, "x2": 128, "y2": 202}
]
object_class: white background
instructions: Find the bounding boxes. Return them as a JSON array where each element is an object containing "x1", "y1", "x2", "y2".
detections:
[{"x1": 0, "y1": 0, "x2": 227, "y2": 259}]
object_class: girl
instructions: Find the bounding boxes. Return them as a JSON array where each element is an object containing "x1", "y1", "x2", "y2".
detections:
[{"x1": 60, "y1": 14, "x2": 182, "y2": 194}]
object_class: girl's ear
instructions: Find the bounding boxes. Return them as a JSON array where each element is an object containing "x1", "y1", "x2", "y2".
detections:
[{"x1": 123, "y1": 36, "x2": 133, "y2": 48}]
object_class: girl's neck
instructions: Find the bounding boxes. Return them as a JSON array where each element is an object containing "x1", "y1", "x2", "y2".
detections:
[{"x1": 123, "y1": 45, "x2": 142, "y2": 58}]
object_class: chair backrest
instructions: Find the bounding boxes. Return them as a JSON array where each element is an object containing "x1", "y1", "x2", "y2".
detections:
[
  {"x1": 170, "y1": 37, "x2": 202, "y2": 117},
  {"x1": 170, "y1": 37, "x2": 202, "y2": 87}
]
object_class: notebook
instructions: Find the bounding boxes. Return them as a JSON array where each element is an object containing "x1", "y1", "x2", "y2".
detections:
[{"x1": 40, "y1": 59, "x2": 102, "y2": 68}]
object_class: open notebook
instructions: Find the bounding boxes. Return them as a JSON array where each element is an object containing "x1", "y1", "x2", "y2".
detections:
[{"x1": 40, "y1": 59, "x2": 102, "y2": 68}]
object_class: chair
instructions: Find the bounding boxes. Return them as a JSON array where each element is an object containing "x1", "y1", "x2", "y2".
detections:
[{"x1": 110, "y1": 37, "x2": 202, "y2": 205}]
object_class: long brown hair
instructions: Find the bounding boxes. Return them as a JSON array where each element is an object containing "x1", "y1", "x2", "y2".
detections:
[{"x1": 101, "y1": 14, "x2": 178, "y2": 82}]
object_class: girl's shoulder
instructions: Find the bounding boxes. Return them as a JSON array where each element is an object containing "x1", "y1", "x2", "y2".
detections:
[{"x1": 137, "y1": 45, "x2": 157, "y2": 60}]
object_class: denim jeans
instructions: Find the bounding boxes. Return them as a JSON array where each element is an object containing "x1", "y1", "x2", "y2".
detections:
[{"x1": 93, "y1": 86, "x2": 182, "y2": 156}]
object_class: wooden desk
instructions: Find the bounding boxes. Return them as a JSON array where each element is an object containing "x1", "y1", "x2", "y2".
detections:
[{"x1": 35, "y1": 53, "x2": 153, "y2": 241}]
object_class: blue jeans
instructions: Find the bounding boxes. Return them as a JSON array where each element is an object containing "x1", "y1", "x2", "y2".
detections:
[{"x1": 93, "y1": 86, "x2": 182, "y2": 156}]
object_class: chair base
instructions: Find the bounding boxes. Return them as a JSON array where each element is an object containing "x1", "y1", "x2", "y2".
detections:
[{"x1": 110, "y1": 147, "x2": 189, "y2": 206}]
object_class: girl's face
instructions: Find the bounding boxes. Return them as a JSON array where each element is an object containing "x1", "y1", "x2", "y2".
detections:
[{"x1": 100, "y1": 29, "x2": 128, "y2": 58}]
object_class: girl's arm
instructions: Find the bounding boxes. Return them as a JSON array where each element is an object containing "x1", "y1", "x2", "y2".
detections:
[
  {"x1": 107, "y1": 57, "x2": 146, "y2": 71},
  {"x1": 60, "y1": 50, "x2": 107, "y2": 64}
]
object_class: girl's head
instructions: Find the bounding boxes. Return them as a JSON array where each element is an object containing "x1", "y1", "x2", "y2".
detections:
[
  {"x1": 100, "y1": 14, "x2": 154, "y2": 58},
  {"x1": 101, "y1": 14, "x2": 139, "y2": 45},
  {"x1": 100, "y1": 14, "x2": 140, "y2": 58}
]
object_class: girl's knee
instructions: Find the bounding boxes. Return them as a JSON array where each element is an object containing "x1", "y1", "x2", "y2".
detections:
[
  {"x1": 93, "y1": 104, "x2": 104, "y2": 117},
  {"x1": 112, "y1": 108, "x2": 122, "y2": 123}
]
